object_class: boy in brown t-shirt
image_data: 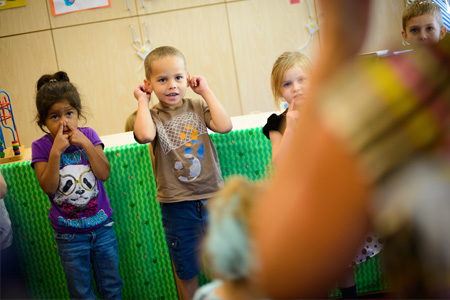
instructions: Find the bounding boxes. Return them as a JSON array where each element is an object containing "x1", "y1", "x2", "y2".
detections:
[{"x1": 133, "y1": 46, "x2": 232, "y2": 299}]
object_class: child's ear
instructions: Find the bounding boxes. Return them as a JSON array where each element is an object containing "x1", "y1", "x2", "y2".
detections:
[
  {"x1": 401, "y1": 30, "x2": 408, "y2": 42},
  {"x1": 401, "y1": 30, "x2": 410, "y2": 45},
  {"x1": 439, "y1": 26, "x2": 447, "y2": 40},
  {"x1": 186, "y1": 73, "x2": 190, "y2": 87},
  {"x1": 144, "y1": 79, "x2": 152, "y2": 90}
]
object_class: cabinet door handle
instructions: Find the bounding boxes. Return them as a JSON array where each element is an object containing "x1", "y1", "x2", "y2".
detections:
[
  {"x1": 141, "y1": 0, "x2": 145, "y2": 8},
  {"x1": 131, "y1": 25, "x2": 141, "y2": 49},
  {"x1": 144, "y1": 23, "x2": 152, "y2": 49},
  {"x1": 126, "y1": 0, "x2": 130, "y2": 11}
]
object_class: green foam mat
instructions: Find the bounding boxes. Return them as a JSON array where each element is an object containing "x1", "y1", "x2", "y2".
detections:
[
  {"x1": 211, "y1": 127, "x2": 274, "y2": 181},
  {"x1": 1, "y1": 143, "x2": 177, "y2": 299},
  {"x1": 1, "y1": 128, "x2": 388, "y2": 299},
  {"x1": 329, "y1": 255, "x2": 389, "y2": 297},
  {"x1": 104, "y1": 143, "x2": 178, "y2": 299},
  {"x1": 354, "y1": 254, "x2": 388, "y2": 295},
  {"x1": 2, "y1": 160, "x2": 72, "y2": 299}
]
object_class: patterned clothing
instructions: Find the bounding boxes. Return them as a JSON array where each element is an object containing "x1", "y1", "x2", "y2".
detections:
[
  {"x1": 262, "y1": 109, "x2": 287, "y2": 139},
  {"x1": 316, "y1": 37, "x2": 450, "y2": 183},
  {"x1": 31, "y1": 127, "x2": 113, "y2": 233},
  {"x1": 316, "y1": 36, "x2": 450, "y2": 294},
  {"x1": 0, "y1": 198, "x2": 13, "y2": 250},
  {"x1": 350, "y1": 234, "x2": 383, "y2": 266},
  {"x1": 262, "y1": 107, "x2": 383, "y2": 266},
  {"x1": 149, "y1": 98, "x2": 223, "y2": 203},
  {"x1": 193, "y1": 280, "x2": 226, "y2": 300}
]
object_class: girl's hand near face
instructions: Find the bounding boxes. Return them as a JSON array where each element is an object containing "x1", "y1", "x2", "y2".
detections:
[
  {"x1": 52, "y1": 121, "x2": 71, "y2": 155},
  {"x1": 286, "y1": 101, "x2": 299, "y2": 130},
  {"x1": 66, "y1": 121, "x2": 89, "y2": 148},
  {"x1": 189, "y1": 75, "x2": 210, "y2": 96}
]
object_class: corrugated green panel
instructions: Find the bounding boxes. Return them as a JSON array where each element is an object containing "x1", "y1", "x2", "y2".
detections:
[
  {"x1": 104, "y1": 143, "x2": 178, "y2": 300},
  {"x1": 1, "y1": 161, "x2": 70, "y2": 299},
  {"x1": 329, "y1": 255, "x2": 389, "y2": 297},
  {"x1": 0, "y1": 143, "x2": 178, "y2": 300},
  {"x1": 355, "y1": 254, "x2": 389, "y2": 294},
  {"x1": 1, "y1": 130, "x2": 388, "y2": 299},
  {"x1": 210, "y1": 128, "x2": 274, "y2": 180},
  {"x1": 211, "y1": 128, "x2": 389, "y2": 296}
]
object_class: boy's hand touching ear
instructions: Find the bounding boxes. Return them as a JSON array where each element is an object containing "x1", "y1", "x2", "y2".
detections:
[
  {"x1": 134, "y1": 84, "x2": 152, "y2": 102},
  {"x1": 189, "y1": 75, "x2": 209, "y2": 96}
]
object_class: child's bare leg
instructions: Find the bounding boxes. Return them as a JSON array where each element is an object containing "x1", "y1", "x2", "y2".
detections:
[{"x1": 178, "y1": 276, "x2": 199, "y2": 300}]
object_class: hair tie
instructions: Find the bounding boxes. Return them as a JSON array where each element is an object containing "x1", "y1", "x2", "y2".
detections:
[{"x1": 49, "y1": 79, "x2": 57, "y2": 83}]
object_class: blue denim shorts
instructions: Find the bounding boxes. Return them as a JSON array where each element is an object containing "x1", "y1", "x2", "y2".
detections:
[{"x1": 160, "y1": 199, "x2": 208, "y2": 280}]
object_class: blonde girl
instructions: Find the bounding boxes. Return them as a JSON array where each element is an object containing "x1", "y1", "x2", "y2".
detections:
[
  {"x1": 262, "y1": 51, "x2": 312, "y2": 168},
  {"x1": 262, "y1": 52, "x2": 382, "y2": 299}
]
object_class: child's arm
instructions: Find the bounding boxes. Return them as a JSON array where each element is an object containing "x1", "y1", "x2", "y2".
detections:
[
  {"x1": 270, "y1": 101, "x2": 299, "y2": 168},
  {"x1": 0, "y1": 171, "x2": 7, "y2": 199},
  {"x1": 34, "y1": 121, "x2": 71, "y2": 195},
  {"x1": 133, "y1": 84, "x2": 156, "y2": 143},
  {"x1": 189, "y1": 76, "x2": 232, "y2": 133},
  {"x1": 66, "y1": 122, "x2": 110, "y2": 182}
]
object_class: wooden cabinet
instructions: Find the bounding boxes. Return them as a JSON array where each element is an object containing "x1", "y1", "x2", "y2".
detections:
[
  {"x1": 313, "y1": 0, "x2": 407, "y2": 54},
  {"x1": 0, "y1": 31, "x2": 58, "y2": 148},
  {"x1": 360, "y1": 0, "x2": 407, "y2": 53},
  {"x1": 0, "y1": 0, "x2": 50, "y2": 37},
  {"x1": 138, "y1": 4, "x2": 242, "y2": 117},
  {"x1": 1, "y1": 0, "x2": 408, "y2": 148},
  {"x1": 52, "y1": 17, "x2": 144, "y2": 137},
  {"x1": 226, "y1": 0, "x2": 321, "y2": 114},
  {"x1": 136, "y1": 0, "x2": 224, "y2": 15},
  {"x1": 47, "y1": 0, "x2": 137, "y2": 28}
]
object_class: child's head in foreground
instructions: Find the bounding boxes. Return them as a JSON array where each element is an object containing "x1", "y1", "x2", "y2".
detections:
[
  {"x1": 271, "y1": 51, "x2": 313, "y2": 110},
  {"x1": 143, "y1": 46, "x2": 189, "y2": 108},
  {"x1": 35, "y1": 71, "x2": 85, "y2": 137},
  {"x1": 203, "y1": 176, "x2": 263, "y2": 287},
  {"x1": 402, "y1": 0, "x2": 447, "y2": 47}
]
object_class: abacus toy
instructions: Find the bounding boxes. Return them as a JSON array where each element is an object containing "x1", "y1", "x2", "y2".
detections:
[{"x1": 0, "y1": 91, "x2": 24, "y2": 164}]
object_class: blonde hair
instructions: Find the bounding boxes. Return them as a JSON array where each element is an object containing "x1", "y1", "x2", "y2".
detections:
[
  {"x1": 270, "y1": 51, "x2": 312, "y2": 107},
  {"x1": 402, "y1": 0, "x2": 443, "y2": 30},
  {"x1": 204, "y1": 176, "x2": 263, "y2": 281},
  {"x1": 124, "y1": 110, "x2": 137, "y2": 132},
  {"x1": 144, "y1": 46, "x2": 187, "y2": 80}
]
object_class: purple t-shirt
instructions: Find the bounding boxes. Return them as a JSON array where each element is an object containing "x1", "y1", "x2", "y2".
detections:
[{"x1": 31, "y1": 127, "x2": 113, "y2": 233}]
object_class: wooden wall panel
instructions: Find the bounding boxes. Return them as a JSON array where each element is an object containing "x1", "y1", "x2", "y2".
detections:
[
  {"x1": 227, "y1": 0, "x2": 321, "y2": 114},
  {"x1": 0, "y1": 0, "x2": 408, "y2": 148},
  {"x1": 138, "y1": 4, "x2": 242, "y2": 116},
  {"x1": 47, "y1": 0, "x2": 137, "y2": 28},
  {"x1": 136, "y1": 0, "x2": 224, "y2": 15},
  {"x1": 53, "y1": 18, "x2": 143, "y2": 139},
  {"x1": 0, "y1": 0, "x2": 50, "y2": 37},
  {"x1": 0, "y1": 32, "x2": 58, "y2": 147},
  {"x1": 361, "y1": 0, "x2": 408, "y2": 53}
]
